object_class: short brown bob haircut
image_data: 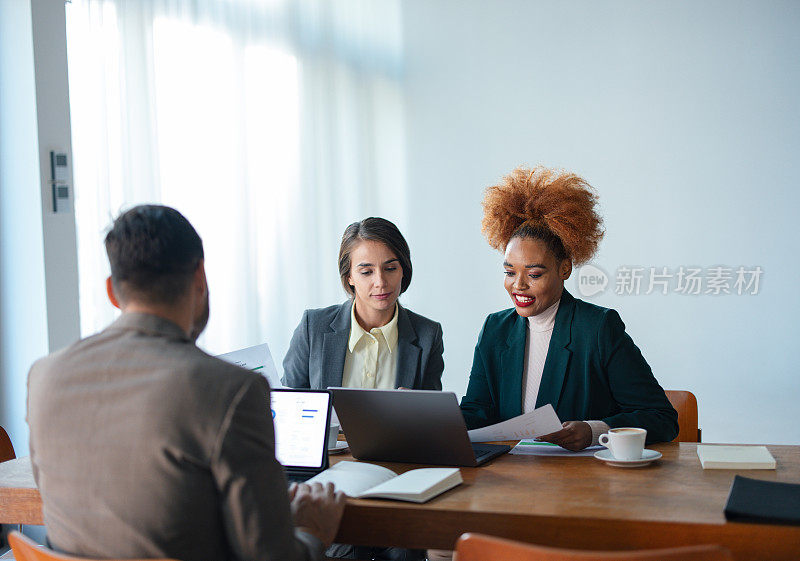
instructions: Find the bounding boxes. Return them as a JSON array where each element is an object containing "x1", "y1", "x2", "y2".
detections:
[
  {"x1": 338, "y1": 217, "x2": 412, "y2": 297},
  {"x1": 481, "y1": 166, "x2": 604, "y2": 266}
]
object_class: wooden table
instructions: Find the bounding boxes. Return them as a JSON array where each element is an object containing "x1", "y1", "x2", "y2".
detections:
[
  {"x1": 2, "y1": 443, "x2": 799, "y2": 559},
  {"x1": 332, "y1": 442, "x2": 800, "y2": 559}
]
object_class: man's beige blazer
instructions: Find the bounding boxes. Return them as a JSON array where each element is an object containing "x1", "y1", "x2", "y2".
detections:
[{"x1": 27, "y1": 313, "x2": 322, "y2": 561}]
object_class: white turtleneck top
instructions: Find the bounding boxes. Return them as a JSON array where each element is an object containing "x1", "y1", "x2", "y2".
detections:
[{"x1": 521, "y1": 297, "x2": 609, "y2": 445}]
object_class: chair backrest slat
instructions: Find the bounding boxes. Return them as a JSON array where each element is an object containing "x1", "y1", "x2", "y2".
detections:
[
  {"x1": 0, "y1": 426, "x2": 16, "y2": 463},
  {"x1": 664, "y1": 390, "x2": 700, "y2": 443},
  {"x1": 455, "y1": 533, "x2": 733, "y2": 561},
  {"x1": 8, "y1": 532, "x2": 177, "y2": 561}
]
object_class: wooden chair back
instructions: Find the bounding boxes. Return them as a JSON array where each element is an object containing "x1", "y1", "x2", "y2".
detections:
[
  {"x1": 455, "y1": 533, "x2": 732, "y2": 561},
  {"x1": 664, "y1": 390, "x2": 700, "y2": 442},
  {"x1": 8, "y1": 532, "x2": 177, "y2": 561},
  {"x1": 0, "y1": 426, "x2": 16, "y2": 463}
]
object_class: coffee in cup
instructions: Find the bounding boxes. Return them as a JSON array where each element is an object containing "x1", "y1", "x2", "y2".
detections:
[{"x1": 598, "y1": 427, "x2": 646, "y2": 460}]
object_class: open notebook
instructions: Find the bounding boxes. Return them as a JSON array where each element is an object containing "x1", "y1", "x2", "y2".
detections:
[{"x1": 307, "y1": 461, "x2": 462, "y2": 503}]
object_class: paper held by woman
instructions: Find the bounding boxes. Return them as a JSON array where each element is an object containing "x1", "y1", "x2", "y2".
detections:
[{"x1": 467, "y1": 404, "x2": 562, "y2": 442}]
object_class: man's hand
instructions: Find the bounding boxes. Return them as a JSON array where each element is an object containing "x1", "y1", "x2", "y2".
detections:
[
  {"x1": 289, "y1": 482, "x2": 346, "y2": 546},
  {"x1": 536, "y1": 421, "x2": 592, "y2": 451}
]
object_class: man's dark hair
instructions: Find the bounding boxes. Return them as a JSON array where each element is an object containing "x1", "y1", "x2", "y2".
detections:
[
  {"x1": 105, "y1": 205, "x2": 204, "y2": 305},
  {"x1": 338, "y1": 217, "x2": 412, "y2": 297}
]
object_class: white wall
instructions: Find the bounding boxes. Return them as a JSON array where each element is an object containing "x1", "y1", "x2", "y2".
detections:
[
  {"x1": 0, "y1": 0, "x2": 50, "y2": 456},
  {"x1": 30, "y1": 0, "x2": 81, "y2": 354},
  {"x1": 401, "y1": 0, "x2": 800, "y2": 444},
  {"x1": 4, "y1": 0, "x2": 798, "y2": 450},
  {"x1": 0, "y1": 0, "x2": 80, "y2": 455}
]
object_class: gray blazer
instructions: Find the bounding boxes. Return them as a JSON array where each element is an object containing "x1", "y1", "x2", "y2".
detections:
[
  {"x1": 27, "y1": 313, "x2": 322, "y2": 561},
  {"x1": 282, "y1": 301, "x2": 444, "y2": 390}
]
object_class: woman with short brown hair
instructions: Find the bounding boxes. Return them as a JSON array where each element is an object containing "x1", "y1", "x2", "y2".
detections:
[
  {"x1": 283, "y1": 217, "x2": 441, "y2": 560},
  {"x1": 283, "y1": 216, "x2": 443, "y2": 393}
]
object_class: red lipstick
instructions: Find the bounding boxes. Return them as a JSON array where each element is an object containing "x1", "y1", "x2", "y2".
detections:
[{"x1": 512, "y1": 293, "x2": 535, "y2": 308}]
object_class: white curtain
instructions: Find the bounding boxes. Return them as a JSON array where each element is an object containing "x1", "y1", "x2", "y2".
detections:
[{"x1": 66, "y1": 0, "x2": 407, "y2": 366}]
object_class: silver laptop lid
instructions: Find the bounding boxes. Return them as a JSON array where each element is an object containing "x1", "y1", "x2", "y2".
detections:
[
  {"x1": 270, "y1": 389, "x2": 331, "y2": 471},
  {"x1": 331, "y1": 388, "x2": 482, "y2": 466}
]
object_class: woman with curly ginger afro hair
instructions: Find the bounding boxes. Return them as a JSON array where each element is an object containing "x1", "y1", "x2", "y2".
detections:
[{"x1": 460, "y1": 166, "x2": 678, "y2": 451}]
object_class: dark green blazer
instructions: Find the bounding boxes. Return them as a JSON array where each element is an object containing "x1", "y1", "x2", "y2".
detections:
[{"x1": 460, "y1": 290, "x2": 678, "y2": 444}]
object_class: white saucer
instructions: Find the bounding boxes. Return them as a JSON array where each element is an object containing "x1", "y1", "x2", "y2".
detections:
[
  {"x1": 593, "y1": 448, "x2": 662, "y2": 468},
  {"x1": 328, "y1": 441, "x2": 349, "y2": 454}
]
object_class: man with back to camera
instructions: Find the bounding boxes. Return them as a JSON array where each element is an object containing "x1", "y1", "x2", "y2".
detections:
[{"x1": 27, "y1": 204, "x2": 345, "y2": 561}]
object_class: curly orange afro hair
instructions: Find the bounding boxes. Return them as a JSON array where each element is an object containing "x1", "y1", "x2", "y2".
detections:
[{"x1": 481, "y1": 166, "x2": 604, "y2": 265}]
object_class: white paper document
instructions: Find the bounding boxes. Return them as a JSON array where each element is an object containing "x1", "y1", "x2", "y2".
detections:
[
  {"x1": 510, "y1": 441, "x2": 604, "y2": 457},
  {"x1": 217, "y1": 343, "x2": 282, "y2": 389},
  {"x1": 467, "y1": 404, "x2": 562, "y2": 442}
]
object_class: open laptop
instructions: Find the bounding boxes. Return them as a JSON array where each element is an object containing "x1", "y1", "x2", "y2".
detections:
[
  {"x1": 331, "y1": 388, "x2": 510, "y2": 467},
  {"x1": 270, "y1": 388, "x2": 332, "y2": 482}
]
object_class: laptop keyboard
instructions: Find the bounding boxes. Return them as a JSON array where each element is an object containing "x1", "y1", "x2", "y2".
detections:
[
  {"x1": 471, "y1": 443, "x2": 508, "y2": 463},
  {"x1": 286, "y1": 473, "x2": 315, "y2": 484}
]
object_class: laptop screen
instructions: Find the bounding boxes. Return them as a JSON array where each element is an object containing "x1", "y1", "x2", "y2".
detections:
[{"x1": 270, "y1": 389, "x2": 331, "y2": 469}]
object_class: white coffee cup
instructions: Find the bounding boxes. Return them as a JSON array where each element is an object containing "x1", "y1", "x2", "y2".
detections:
[
  {"x1": 327, "y1": 423, "x2": 340, "y2": 450},
  {"x1": 598, "y1": 427, "x2": 647, "y2": 460}
]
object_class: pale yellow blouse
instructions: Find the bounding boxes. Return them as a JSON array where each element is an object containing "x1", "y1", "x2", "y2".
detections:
[{"x1": 341, "y1": 303, "x2": 399, "y2": 389}]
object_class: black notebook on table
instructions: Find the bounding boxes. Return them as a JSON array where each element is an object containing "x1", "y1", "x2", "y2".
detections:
[{"x1": 724, "y1": 475, "x2": 800, "y2": 526}]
